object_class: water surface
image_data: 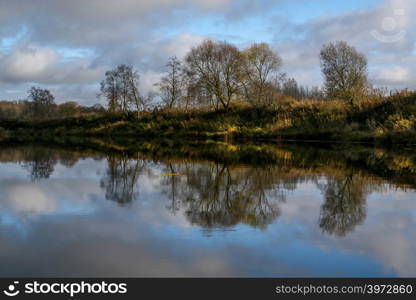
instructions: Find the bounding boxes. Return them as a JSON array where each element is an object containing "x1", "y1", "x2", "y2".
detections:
[{"x1": 0, "y1": 143, "x2": 415, "y2": 277}]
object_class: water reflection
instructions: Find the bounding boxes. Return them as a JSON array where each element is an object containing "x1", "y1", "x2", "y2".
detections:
[
  {"x1": 100, "y1": 155, "x2": 145, "y2": 205},
  {"x1": 8, "y1": 144, "x2": 415, "y2": 236},
  {"x1": 317, "y1": 173, "x2": 368, "y2": 236},
  {"x1": 0, "y1": 142, "x2": 414, "y2": 276},
  {"x1": 21, "y1": 147, "x2": 58, "y2": 181},
  {"x1": 162, "y1": 163, "x2": 287, "y2": 229}
]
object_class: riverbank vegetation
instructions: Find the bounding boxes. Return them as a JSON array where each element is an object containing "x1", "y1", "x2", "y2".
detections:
[
  {"x1": 1, "y1": 89, "x2": 415, "y2": 145},
  {"x1": 0, "y1": 40, "x2": 414, "y2": 145},
  {"x1": 2, "y1": 139, "x2": 416, "y2": 200}
]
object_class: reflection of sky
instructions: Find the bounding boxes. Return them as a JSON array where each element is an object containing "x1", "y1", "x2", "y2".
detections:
[{"x1": 0, "y1": 158, "x2": 415, "y2": 277}]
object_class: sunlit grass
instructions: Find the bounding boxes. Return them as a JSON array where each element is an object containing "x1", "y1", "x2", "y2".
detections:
[{"x1": 1, "y1": 91, "x2": 415, "y2": 145}]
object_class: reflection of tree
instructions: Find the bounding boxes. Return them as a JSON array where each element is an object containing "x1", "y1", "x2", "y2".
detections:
[
  {"x1": 100, "y1": 156, "x2": 145, "y2": 205},
  {"x1": 161, "y1": 163, "x2": 182, "y2": 215},
  {"x1": 317, "y1": 173, "x2": 367, "y2": 237},
  {"x1": 58, "y1": 151, "x2": 82, "y2": 168},
  {"x1": 22, "y1": 148, "x2": 58, "y2": 181},
  {"x1": 160, "y1": 162, "x2": 294, "y2": 229}
]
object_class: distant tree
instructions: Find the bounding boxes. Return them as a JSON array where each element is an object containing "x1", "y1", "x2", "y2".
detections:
[
  {"x1": 184, "y1": 40, "x2": 244, "y2": 111},
  {"x1": 0, "y1": 100, "x2": 28, "y2": 120},
  {"x1": 242, "y1": 43, "x2": 282, "y2": 106},
  {"x1": 91, "y1": 103, "x2": 106, "y2": 114},
  {"x1": 58, "y1": 101, "x2": 79, "y2": 118},
  {"x1": 141, "y1": 91, "x2": 156, "y2": 111},
  {"x1": 156, "y1": 56, "x2": 184, "y2": 109},
  {"x1": 281, "y1": 77, "x2": 300, "y2": 99},
  {"x1": 320, "y1": 41, "x2": 368, "y2": 105},
  {"x1": 307, "y1": 86, "x2": 325, "y2": 100},
  {"x1": 99, "y1": 64, "x2": 143, "y2": 114},
  {"x1": 27, "y1": 87, "x2": 55, "y2": 119}
]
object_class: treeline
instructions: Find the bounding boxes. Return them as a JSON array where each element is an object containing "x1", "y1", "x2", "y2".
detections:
[
  {"x1": 99, "y1": 41, "x2": 328, "y2": 114},
  {"x1": 0, "y1": 96, "x2": 105, "y2": 121},
  {"x1": 97, "y1": 39, "x2": 390, "y2": 114},
  {"x1": 2, "y1": 39, "x2": 395, "y2": 120}
]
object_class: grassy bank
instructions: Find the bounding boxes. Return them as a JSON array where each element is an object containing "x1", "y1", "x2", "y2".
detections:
[{"x1": 1, "y1": 91, "x2": 415, "y2": 145}]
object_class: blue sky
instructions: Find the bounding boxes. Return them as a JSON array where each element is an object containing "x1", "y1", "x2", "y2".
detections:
[{"x1": 0, "y1": 0, "x2": 414, "y2": 104}]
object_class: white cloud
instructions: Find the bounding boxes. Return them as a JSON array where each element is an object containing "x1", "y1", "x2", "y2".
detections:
[
  {"x1": 271, "y1": 0, "x2": 416, "y2": 88},
  {"x1": 1, "y1": 184, "x2": 57, "y2": 214},
  {"x1": 1, "y1": 46, "x2": 59, "y2": 82},
  {"x1": 0, "y1": 45, "x2": 103, "y2": 84},
  {"x1": 0, "y1": 0, "x2": 415, "y2": 103},
  {"x1": 375, "y1": 66, "x2": 411, "y2": 83}
]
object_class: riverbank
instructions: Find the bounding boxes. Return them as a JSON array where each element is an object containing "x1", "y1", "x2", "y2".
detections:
[
  {"x1": 1, "y1": 91, "x2": 415, "y2": 145},
  {"x1": 1, "y1": 137, "x2": 416, "y2": 191}
]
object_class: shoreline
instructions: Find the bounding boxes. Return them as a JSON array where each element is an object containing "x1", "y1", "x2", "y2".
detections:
[{"x1": 1, "y1": 91, "x2": 415, "y2": 146}]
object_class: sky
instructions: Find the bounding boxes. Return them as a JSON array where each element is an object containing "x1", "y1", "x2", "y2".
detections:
[{"x1": 0, "y1": 0, "x2": 414, "y2": 105}]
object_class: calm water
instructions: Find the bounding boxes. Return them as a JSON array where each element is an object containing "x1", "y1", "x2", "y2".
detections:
[{"x1": 0, "y1": 144, "x2": 415, "y2": 277}]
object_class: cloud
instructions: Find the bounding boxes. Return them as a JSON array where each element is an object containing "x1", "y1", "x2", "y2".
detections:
[
  {"x1": 0, "y1": 0, "x2": 235, "y2": 47},
  {"x1": 0, "y1": 0, "x2": 415, "y2": 103},
  {"x1": 0, "y1": 45, "x2": 102, "y2": 85},
  {"x1": 2, "y1": 183, "x2": 57, "y2": 214},
  {"x1": 271, "y1": 0, "x2": 416, "y2": 88},
  {"x1": 0, "y1": 46, "x2": 58, "y2": 82},
  {"x1": 375, "y1": 66, "x2": 411, "y2": 84}
]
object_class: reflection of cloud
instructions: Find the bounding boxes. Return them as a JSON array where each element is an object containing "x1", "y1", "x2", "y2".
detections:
[
  {"x1": 326, "y1": 213, "x2": 416, "y2": 277},
  {"x1": 0, "y1": 155, "x2": 416, "y2": 277},
  {"x1": 278, "y1": 185, "x2": 416, "y2": 277},
  {"x1": 331, "y1": 197, "x2": 416, "y2": 277},
  {"x1": 2, "y1": 183, "x2": 57, "y2": 214},
  {"x1": 0, "y1": 212, "x2": 237, "y2": 277},
  {"x1": 0, "y1": 178, "x2": 103, "y2": 223}
]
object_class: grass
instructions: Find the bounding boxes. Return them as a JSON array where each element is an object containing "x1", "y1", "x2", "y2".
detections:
[{"x1": 0, "y1": 91, "x2": 415, "y2": 145}]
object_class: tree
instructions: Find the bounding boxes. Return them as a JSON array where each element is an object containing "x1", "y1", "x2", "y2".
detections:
[
  {"x1": 276, "y1": 76, "x2": 302, "y2": 99},
  {"x1": 318, "y1": 173, "x2": 367, "y2": 236},
  {"x1": 159, "y1": 161, "x2": 286, "y2": 230},
  {"x1": 58, "y1": 101, "x2": 79, "y2": 118},
  {"x1": 22, "y1": 147, "x2": 58, "y2": 181},
  {"x1": 100, "y1": 155, "x2": 145, "y2": 205},
  {"x1": 156, "y1": 56, "x2": 184, "y2": 109},
  {"x1": 320, "y1": 41, "x2": 368, "y2": 105},
  {"x1": 184, "y1": 40, "x2": 244, "y2": 111},
  {"x1": 242, "y1": 43, "x2": 282, "y2": 106},
  {"x1": 99, "y1": 64, "x2": 143, "y2": 114},
  {"x1": 91, "y1": 103, "x2": 106, "y2": 114},
  {"x1": 27, "y1": 87, "x2": 55, "y2": 119}
]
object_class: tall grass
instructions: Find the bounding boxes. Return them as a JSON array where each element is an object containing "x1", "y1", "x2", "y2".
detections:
[{"x1": 1, "y1": 91, "x2": 415, "y2": 145}]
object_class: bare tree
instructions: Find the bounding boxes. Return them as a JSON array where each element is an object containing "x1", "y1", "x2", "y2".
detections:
[
  {"x1": 242, "y1": 43, "x2": 282, "y2": 106},
  {"x1": 184, "y1": 39, "x2": 244, "y2": 111},
  {"x1": 99, "y1": 64, "x2": 143, "y2": 114},
  {"x1": 320, "y1": 41, "x2": 368, "y2": 105},
  {"x1": 22, "y1": 147, "x2": 58, "y2": 181},
  {"x1": 156, "y1": 56, "x2": 184, "y2": 109},
  {"x1": 27, "y1": 87, "x2": 55, "y2": 119},
  {"x1": 58, "y1": 101, "x2": 79, "y2": 118},
  {"x1": 141, "y1": 91, "x2": 157, "y2": 111},
  {"x1": 318, "y1": 173, "x2": 367, "y2": 237},
  {"x1": 100, "y1": 155, "x2": 145, "y2": 205}
]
